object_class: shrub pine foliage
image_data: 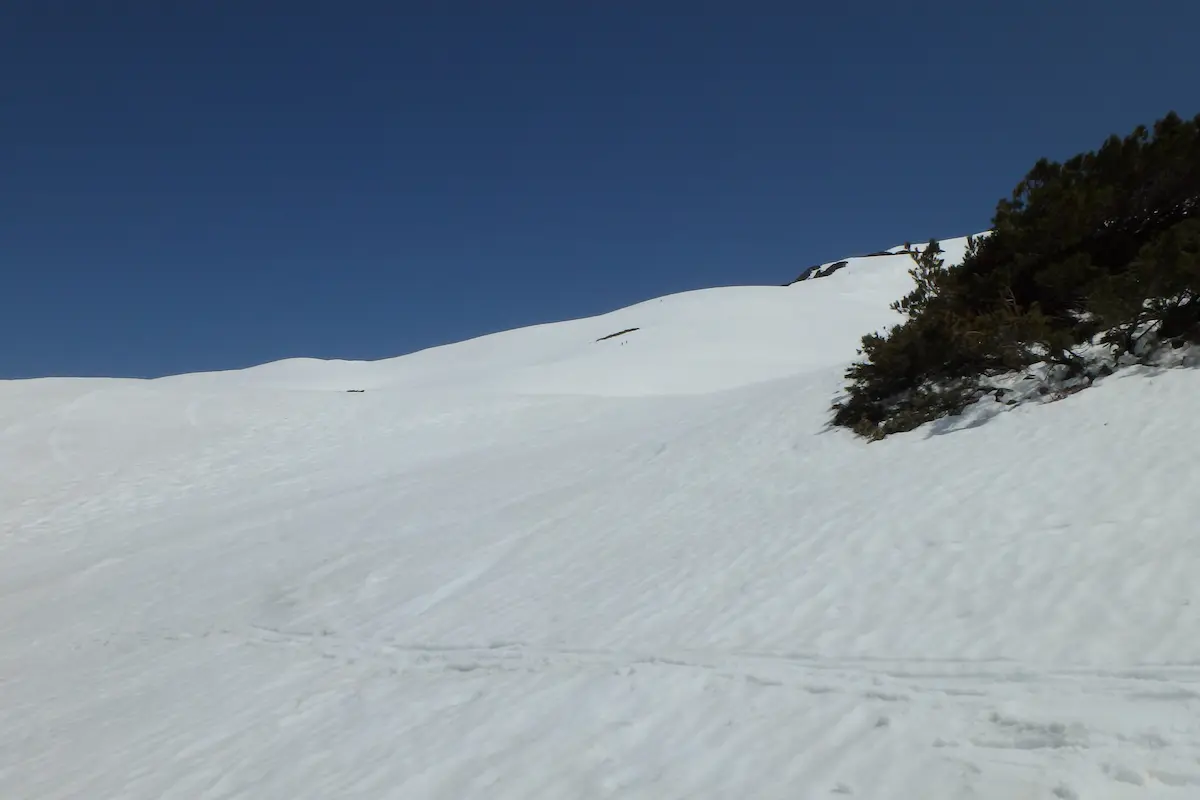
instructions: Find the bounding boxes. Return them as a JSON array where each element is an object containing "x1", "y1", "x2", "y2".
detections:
[{"x1": 833, "y1": 111, "x2": 1200, "y2": 439}]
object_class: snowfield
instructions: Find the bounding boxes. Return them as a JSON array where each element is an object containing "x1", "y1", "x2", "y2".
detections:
[{"x1": 5, "y1": 236, "x2": 1200, "y2": 799}]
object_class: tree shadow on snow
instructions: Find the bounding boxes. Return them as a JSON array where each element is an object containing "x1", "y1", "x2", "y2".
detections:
[
  {"x1": 823, "y1": 352, "x2": 1200, "y2": 442},
  {"x1": 926, "y1": 352, "x2": 1200, "y2": 439},
  {"x1": 925, "y1": 402, "x2": 1006, "y2": 438}
]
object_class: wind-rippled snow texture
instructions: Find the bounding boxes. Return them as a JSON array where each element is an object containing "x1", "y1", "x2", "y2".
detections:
[{"x1": 5, "y1": 236, "x2": 1200, "y2": 798}]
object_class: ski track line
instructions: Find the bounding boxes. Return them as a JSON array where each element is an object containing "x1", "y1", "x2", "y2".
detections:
[
  {"x1": 157, "y1": 624, "x2": 1198, "y2": 795},
  {"x1": 233, "y1": 624, "x2": 1200, "y2": 696}
]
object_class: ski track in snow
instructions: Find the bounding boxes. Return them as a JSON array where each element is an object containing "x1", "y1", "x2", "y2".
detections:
[{"x1": 5, "y1": 236, "x2": 1200, "y2": 798}]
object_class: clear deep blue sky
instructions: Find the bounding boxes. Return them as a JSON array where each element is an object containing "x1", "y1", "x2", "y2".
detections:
[{"x1": 3, "y1": 2, "x2": 1197, "y2": 378}]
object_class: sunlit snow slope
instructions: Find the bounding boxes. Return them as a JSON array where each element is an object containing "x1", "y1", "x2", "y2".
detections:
[{"x1": 6, "y1": 235, "x2": 1200, "y2": 799}]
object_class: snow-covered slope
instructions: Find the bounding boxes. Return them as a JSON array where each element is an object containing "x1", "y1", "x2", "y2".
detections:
[{"x1": 5, "y1": 234, "x2": 1200, "y2": 799}]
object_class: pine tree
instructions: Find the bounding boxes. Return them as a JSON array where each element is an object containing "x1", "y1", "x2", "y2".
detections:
[{"x1": 831, "y1": 110, "x2": 1200, "y2": 439}]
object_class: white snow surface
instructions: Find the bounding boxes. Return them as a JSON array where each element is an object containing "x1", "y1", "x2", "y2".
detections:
[{"x1": 6, "y1": 234, "x2": 1200, "y2": 799}]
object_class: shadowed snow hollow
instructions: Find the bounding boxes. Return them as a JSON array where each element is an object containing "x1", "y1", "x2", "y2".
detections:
[{"x1": 5, "y1": 233, "x2": 1200, "y2": 800}]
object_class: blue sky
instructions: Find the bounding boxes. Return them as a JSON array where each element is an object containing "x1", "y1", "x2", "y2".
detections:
[{"x1": 3, "y1": 2, "x2": 1197, "y2": 378}]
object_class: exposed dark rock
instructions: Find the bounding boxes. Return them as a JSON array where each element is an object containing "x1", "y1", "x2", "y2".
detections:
[
  {"x1": 595, "y1": 327, "x2": 640, "y2": 342},
  {"x1": 815, "y1": 260, "x2": 850, "y2": 278},
  {"x1": 787, "y1": 259, "x2": 852, "y2": 285},
  {"x1": 786, "y1": 264, "x2": 823, "y2": 285}
]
